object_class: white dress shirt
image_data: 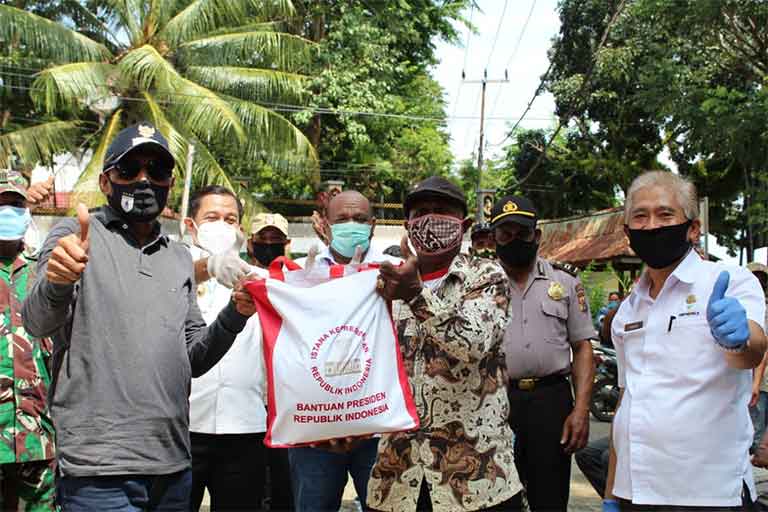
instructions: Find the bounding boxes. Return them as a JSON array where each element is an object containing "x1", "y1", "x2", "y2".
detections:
[
  {"x1": 294, "y1": 245, "x2": 401, "y2": 268},
  {"x1": 611, "y1": 250, "x2": 766, "y2": 506},
  {"x1": 188, "y1": 246, "x2": 267, "y2": 434}
]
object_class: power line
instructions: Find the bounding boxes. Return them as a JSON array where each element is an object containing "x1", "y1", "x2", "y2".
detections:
[
  {"x1": 490, "y1": 61, "x2": 553, "y2": 148},
  {"x1": 487, "y1": 0, "x2": 538, "y2": 118},
  {"x1": 485, "y1": 0, "x2": 509, "y2": 69},
  {"x1": 1, "y1": 78, "x2": 556, "y2": 123},
  {"x1": 517, "y1": 0, "x2": 629, "y2": 187},
  {"x1": 449, "y1": 2, "x2": 475, "y2": 122}
]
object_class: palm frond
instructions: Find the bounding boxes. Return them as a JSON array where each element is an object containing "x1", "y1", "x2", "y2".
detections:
[
  {"x1": 184, "y1": 66, "x2": 307, "y2": 103},
  {"x1": 191, "y1": 140, "x2": 236, "y2": 190},
  {"x1": 0, "y1": 5, "x2": 112, "y2": 63},
  {"x1": 101, "y1": 0, "x2": 142, "y2": 45},
  {"x1": 142, "y1": 91, "x2": 189, "y2": 176},
  {"x1": 196, "y1": 21, "x2": 280, "y2": 38},
  {"x1": 0, "y1": 120, "x2": 83, "y2": 169},
  {"x1": 32, "y1": 62, "x2": 117, "y2": 113},
  {"x1": 177, "y1": 30, "x2": 315, "y2": 71},
  {"x1": 70, "y1": 111, "x2": 122, "y2": 209},
  {"x1": 224, "y1": 94, "x2": 317, "y2": 168},
  {"x1": 161, "y1": 0, "x2": 261, "y2": 47},
  {"x1": 165, "y1": 79, "x2": 247, "y2": 144},
  {"x1": 119, "y1": 44, "x2": 178, "y2": 91}
]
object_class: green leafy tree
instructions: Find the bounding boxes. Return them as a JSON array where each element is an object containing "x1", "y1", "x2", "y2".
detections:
[{"x1": 0, "y1": 0, "x2": 317, "y2": 207}]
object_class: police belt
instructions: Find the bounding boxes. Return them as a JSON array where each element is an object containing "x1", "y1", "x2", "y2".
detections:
[{"x1": 508, "y1": 373, "x2": 569, "y2": 391}]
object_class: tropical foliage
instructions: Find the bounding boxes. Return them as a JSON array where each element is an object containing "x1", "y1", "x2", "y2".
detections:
[{"x1": 0, "y1": 0, "x2": 317, "y2": 207}]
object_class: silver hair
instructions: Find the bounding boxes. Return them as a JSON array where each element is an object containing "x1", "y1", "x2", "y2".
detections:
[{"x1": 624, "y1": 171, "x2": 699, "y2": 222}]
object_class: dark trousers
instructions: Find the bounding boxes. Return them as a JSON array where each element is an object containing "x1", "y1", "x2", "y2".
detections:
[
  {"x1": 414, "y1": 480, "x2": 527, "y2": 511},
  {"x1": 507, "y1": 378, "x2": 573, "y2": 512},
  {"x1": 288, "y1": 438, "x2": 379, "y2": 512},
  {"x1": 191, "y1": 432, "x2": 266, "y2": 512},
  {"x1": 618, "y1": 483, "x2": 756, "y2": 511},
  {"x1": 58, "y1": 469, "x2": 191, "y2": 512},
  {"x1": 265, "y1": 446, "x2": 293, "y2": 511},
  {"x1": 575, "y1": 436, "x2": 610, "y2": 498}
]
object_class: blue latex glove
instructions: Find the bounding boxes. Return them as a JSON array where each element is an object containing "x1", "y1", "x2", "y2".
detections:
[
  {"x1": 707, "y1": 271, "x2": 750, "y2": 349},
  {"x1": 603, "y1": 499, "x2": 621, "y2": 512}
]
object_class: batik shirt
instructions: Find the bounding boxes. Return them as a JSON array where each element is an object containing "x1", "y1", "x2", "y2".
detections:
[
  {"x1": 0, "y1": 255, "x2": 54, "y2": 463},
  {"x1": 367, "y1": 254, "x2": 522, "y2": 512}
]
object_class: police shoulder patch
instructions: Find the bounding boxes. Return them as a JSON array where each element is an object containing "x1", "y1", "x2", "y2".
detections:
[{"x1": 551, "y1": 260, "x2": 578, "y2": 277}]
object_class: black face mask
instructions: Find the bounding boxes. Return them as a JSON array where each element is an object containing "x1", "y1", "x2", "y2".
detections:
[
  {"x1": 251, "y1": 242, "x2": 285, "y2": 267},
  {"x1": 107, "y1": 179, "x2": 169, "y2": 223},
  {"x1": 496, "y1": 238, "x2": 539, "y2": 268},
  {"x1": 627, "y1": 220, "x2": 692, "y2": 269}
]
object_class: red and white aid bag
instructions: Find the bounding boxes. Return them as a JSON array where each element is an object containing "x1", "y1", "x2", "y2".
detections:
[{"x1": 244, "y1": 258, "x2": 419, "y2": 447}]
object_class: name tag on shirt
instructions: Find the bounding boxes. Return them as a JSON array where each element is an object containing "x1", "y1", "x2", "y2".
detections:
[{"x1": 624, "y1": 321, "x2": 643, "y2": 332}]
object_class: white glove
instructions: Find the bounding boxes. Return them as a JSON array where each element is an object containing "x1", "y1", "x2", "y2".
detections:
[{"x1": 205, "y1": 230, "x2": 250, "y2": 288}]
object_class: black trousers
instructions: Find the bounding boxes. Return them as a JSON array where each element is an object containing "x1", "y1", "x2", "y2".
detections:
[
  {"x1": 507, "y1": 378, "x2": 573, "y2": 512},
  {"x1": 265, "y1": 445, "x2": 293, "y2": 511},
  {"x1": 191, "y1": 432, "x2": 266, "y2": 512},
  {"x1": 617, "y1": 483, "x2": 757, "y2": 511},
  {"x1": 415, "y1": 479, "x2": 527, "y2": 511}
]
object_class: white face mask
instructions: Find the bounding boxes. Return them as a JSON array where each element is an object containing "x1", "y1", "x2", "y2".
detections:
[{"x1": 195, "y1": 220, "x2": 238, "y2": 255}]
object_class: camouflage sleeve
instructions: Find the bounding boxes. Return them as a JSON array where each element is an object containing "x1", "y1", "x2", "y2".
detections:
[
  {"x1": 22, "y1": 218, "x2": 79, "y2": 338},
  {"x1": 406, "y1": 269, "x2": 510, "y2": 363}
]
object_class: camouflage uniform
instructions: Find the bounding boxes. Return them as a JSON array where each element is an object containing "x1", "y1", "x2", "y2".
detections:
[{"x1": 0, "y1": 171, "x2": 57, "y2": 511}]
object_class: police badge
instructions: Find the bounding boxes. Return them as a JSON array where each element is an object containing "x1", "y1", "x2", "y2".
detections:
[
  {"x1": 121, "y1": 193, "x2": 134, "y2": 212},
  {"x1": 548, "y1": 282, "x2": 565, "y2": 301}
]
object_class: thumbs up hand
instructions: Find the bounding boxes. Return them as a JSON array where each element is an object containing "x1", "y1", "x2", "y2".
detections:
[
  {"x1": 707, "y1": 271, "x2": 750, "y2": 349},
  {"x1": 46, "y1": 203, "x2": 90, "y2": 285},
  {"x1": 377, "y1": 235, "x2": 422, "y2": 302}
]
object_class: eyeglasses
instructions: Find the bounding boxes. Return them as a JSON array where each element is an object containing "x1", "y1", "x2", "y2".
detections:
[{"x1": 108, "y1": 158, "x2": 173, "y2": 183}]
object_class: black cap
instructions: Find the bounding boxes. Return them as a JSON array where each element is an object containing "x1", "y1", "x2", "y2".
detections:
[
  {"x1": 490, "y1": 195, "x2": 537, "y2": 228},
  {"x1": 471, "y1": 222, "x2": 492, "y2": 238},
  {"x1": 102, "y1": 123, "x2": 175, "y2": 172},
  {"x1": 404, "y1": 176, "x2": 467, "y2": 217}
]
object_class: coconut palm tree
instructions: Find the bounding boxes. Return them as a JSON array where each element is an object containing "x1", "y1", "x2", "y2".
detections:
[{"x1": 0, "y1": 0, "x2": 317, "y2": 206}]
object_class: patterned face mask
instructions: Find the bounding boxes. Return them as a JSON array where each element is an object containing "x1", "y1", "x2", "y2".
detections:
[{"x1": 407, "y1": 214, "x2": 464, "y2": 256}]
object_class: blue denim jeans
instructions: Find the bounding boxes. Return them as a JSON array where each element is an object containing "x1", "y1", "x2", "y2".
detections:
[
  {"x1": 57, "y1": 469, "x2": 192, "y2": 512},
  {"x1": 288, "y1": 438, "x2": 379, "y2": 512},
  {"x1": 750, "y1": 391, "x2": 768, "y2": 453}
]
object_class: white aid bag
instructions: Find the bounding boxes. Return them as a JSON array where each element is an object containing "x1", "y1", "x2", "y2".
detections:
[{"x1": 244, "y1": 258, "x2": 419, "y2": 447}]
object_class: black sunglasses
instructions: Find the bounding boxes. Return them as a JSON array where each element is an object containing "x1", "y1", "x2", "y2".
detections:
[{"x1": 109, "y1": 158, "x2": 173, "y2": 182}]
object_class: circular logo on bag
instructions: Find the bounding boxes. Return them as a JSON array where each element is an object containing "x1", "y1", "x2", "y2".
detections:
[{"x1": 309, "y1": 324, "x2": 370, "y2": 396}]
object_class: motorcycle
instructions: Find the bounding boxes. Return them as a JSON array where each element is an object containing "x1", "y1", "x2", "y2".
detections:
[{"x1": 590, "y1": 344, "x2": 619, "y2": 422}]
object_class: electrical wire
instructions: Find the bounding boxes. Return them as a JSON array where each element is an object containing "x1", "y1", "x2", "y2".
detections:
[
  {"x1": 0, "y1": 78, "x2": 556, "y2": 123},
  {"x1": 485, "y1": 0, "x2": 509, "y2": 69},
  {"x1": 487, "y1": 0, "x2": 538, "y2": 119},
  {"x1": 449, "y1": 2, "x2": 475, "y2": 122},
  {"x1": 517, "y1": 0, "x2": 628, "y2": 186}
]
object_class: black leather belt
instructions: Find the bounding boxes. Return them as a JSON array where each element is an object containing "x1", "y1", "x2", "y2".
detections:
[{"x1": 509, "y1": 374, "x2": 569, "y2": 391}]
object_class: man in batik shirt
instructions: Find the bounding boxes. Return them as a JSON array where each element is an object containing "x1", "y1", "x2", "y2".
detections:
[
  {"x1": 0, "y1": 170, "x2": 56, "y2": 511},
  {"x1": 370, "y1": 176, "x2": 524, "y2": 512}
]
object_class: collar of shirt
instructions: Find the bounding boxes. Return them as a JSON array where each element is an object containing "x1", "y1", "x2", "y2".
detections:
[
  {"x1": 94, "y1": 206, "x2": 167, "y2": 250},
  {"x1": 633, "y1": 248, "x2": 700, "y2": 302},
  {"x1": 0, "y1": 254, "x2": 29, "y2": 277}
]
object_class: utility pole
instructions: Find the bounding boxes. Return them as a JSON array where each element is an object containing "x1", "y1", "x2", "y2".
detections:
[
  {"x1": 463, "y1": 69, "x2": 509, "y2": 221},
  {"x1": 179, "y1": 143, "x2": 195, "y2": 237}
]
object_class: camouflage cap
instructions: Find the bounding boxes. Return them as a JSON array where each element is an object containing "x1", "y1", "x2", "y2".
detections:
[{"x1": 0, "y1": 170, "x2": 28, "y2": 199}]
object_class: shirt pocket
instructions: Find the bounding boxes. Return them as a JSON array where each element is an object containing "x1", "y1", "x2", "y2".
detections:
[
  {"x1": 541, "y1": 299, "x2": 568, "y2": 343},
  {"x1": 668, "y1": 314, "x2": 712, "y2": 363},
  {"x1": 161, "y1": 282, "x2": 191, "y2": 333}
]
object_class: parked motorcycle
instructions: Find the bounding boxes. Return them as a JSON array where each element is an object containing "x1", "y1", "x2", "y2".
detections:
[{"x1": 590, "y1": 344, "x2": 619, "y2": 422}]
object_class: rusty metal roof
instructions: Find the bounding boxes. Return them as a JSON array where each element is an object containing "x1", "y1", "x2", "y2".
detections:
[{"x1": 538, "y1": 207, "x2": 635, "y2": 266}]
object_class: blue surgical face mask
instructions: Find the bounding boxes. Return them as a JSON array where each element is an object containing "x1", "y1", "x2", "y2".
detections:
[
  {"x1": 607, "y1": 300, "x2": 619, "y2": 310},
  {"x1": 0, "y1": 206, "x2": 30, "y2": 241},
  {"x1": 330, "y1": 222, "x2": 371, "y2": 259}
]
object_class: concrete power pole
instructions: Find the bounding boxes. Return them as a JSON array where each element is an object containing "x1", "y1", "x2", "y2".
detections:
[{"x1": 463, "y1": 69, "x2": 509, "y2": 221}]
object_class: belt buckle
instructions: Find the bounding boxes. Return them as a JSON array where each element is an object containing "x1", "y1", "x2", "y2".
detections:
[{"x1": 518, "y1": 378, "x2": 536, "y2": 391}]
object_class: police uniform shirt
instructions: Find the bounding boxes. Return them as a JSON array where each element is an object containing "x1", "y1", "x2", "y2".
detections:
[
  {"x1": 503, "y1": 258, "x2": 596, "y2": 379},
  {"x1": 611, "y1": 249, "x2": 766, "y2": 506}
]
